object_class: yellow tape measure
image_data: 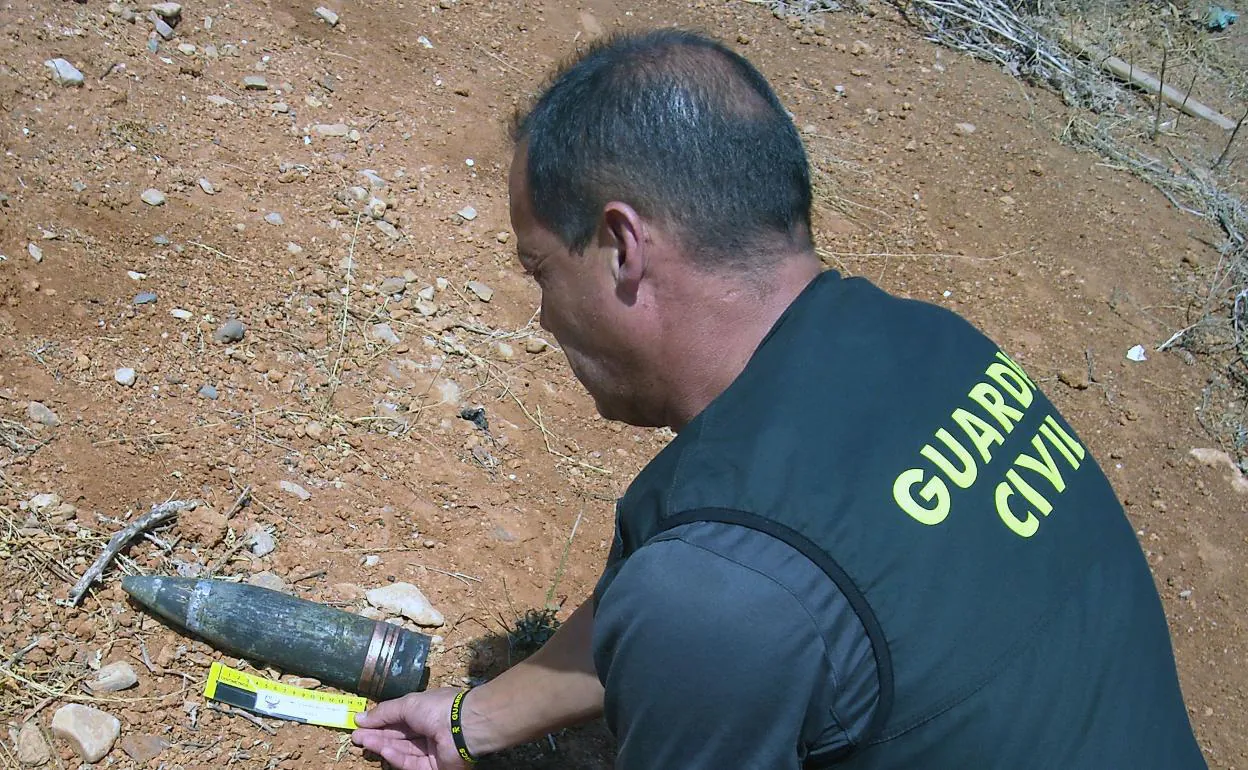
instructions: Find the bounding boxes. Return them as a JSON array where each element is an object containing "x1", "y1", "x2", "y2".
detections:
[{"x1": 204, "y1": 662, "x2": 367, "y2": 730}]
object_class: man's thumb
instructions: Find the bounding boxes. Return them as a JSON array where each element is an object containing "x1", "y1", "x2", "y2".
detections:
[{"x1": 354, "y1": 695, "x2": 411, "y2": 728}]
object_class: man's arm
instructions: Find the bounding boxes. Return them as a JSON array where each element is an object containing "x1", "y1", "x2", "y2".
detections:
[
  {"x1": 351, "y1": 599, "x2": 604, "y2": 769},
  {"x1": 460, "y1": 599, "x2": 604, "y2": 754}
]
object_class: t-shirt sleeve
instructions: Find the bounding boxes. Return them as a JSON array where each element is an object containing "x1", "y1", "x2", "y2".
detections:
[{"x1": 592, "y1": 533, "x2": 842, "y2": 770}]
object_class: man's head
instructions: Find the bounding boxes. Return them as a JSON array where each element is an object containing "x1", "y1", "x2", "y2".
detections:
[{"x1": 508, "y1": 29, "x2": 819, "y2": 427}]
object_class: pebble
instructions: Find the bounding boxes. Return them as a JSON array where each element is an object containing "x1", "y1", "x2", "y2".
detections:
[
  {"x1": 379, "y1": 276, "x2": 407, "y2": 296},
  {"x1": 114, "y1": 368, "x2": 137, "y2": 387},
  {"x1": 134, "y1": 291, "x2": 158, "y2": 305},
  {"x1": 264, "y1": 212, "x2": 285, "y2": 226},
  {"x1": 149, "y1": 2, "x2": 181, "y2": 18},
  {"x1": 51, "y1": 704, "x2": 120, "y2": 763},
  {"x1": 278, "y1": 480, "x2": 311, "y2": 501},
  {"x1": 29, "y1": 493, "x2": 61, "y2": 514},
  {"x1": 435, "y1": 277, "x2": 450, "y2": 291},
  {"x1": 362, "y1": 554, "x2": 381, "y2": 568},
  {"x1": 524, "y1": 337, "x2": 550, "y2": 354},
  {"x1": 314, "y1": 123, "x2": 350, "y2": 137},
  {"x1": 286, "y1": 242, "x2": 303, "y2": 254},
  {"x1": 170, "y1": 308, "x2": 193, "y2": 320},
  {"x1": 456, "y1": 205, "x2": 478, "y2": 221},
  {"x1": 140, "y1": 188, "x2": 166, "y2": 206},
  {"x1": 359, "y1": 169, "x2": 386, "y2": 188},
  {"x1": 375, "y1": 220, "x2": 401, "y2": 240},
  {"x1": 213, "y1": 319, "x2": 246, "y2": 343},
  {"x1": 954, "y1": 122, "x2": 977, "y2": 135},
  {"x1": 27, "y1": 401, "x2": 61, "y2": 427},
  {"x1": 177, "y1": 42, "x2": 196, "y2": 55},
  {"x1": 413, "y1": 299, "x2": 437, "y2": 317},
  {"x1": 492, "y1": 341, "x2": 515, "y2": 360},
  {"x1": 120, "y1": 734, "x2": 169, "y2": 764},
  {"x1": 417, "y1": 285, "x2": 436, "y2": 301},
  {"x1": 850, "y1": 40, "x2": 874, "y2": 56},
  {"x1": 205, "y1": 95, "x2": 234, "y2": 107},
  {"x1": 197, "y1": 384, "x2": 218, "y2": 400},
  {"x1": 197, "y1": 178, "x2": 217, "y2": 194},
  {"x1": 128, "y1": 270, "x2": 147, "y2": 280},
  {"x1": 315, "y1": 6, "x2": 339, "y2": 25},
  {"x1": 247, "y1": 571, "x2": 287, "y2": 592},
  {"x1": 45, "y1": 58, "x2": 84, "y2": 87},
  {"x1": 152, "y1": 234, "x2": 170, "y2": 245},
  {"x1": 28, "y1": 243, "x2": 43, "y2": 263},
  {"x1": 272, "y1": 101, "x2": 289, "y2": 113},
  {"x1": 87, "y1": 661, "x2": 138, "y2": 693},
  {"x1": 366, "y1": 197, "x2": 387, "y2": 219},
  {"x1": 16, "y1": 721, "x2": 51, "y2": 766},
  {"x1": 371, "y1": 323, "x2": 401, "y2": 345},
  {"x1": 496, "y1": 231, "x2": 510, "y2": 244},
  {"x1": 149, "y1": 12, "x2": 175, "y2": 39},
  {"x1": 365, "y1": 583, "x2": 445, "y2": 627},
  {"x1": 248, "y1": 526, "x2": 276, "y2": 557},
  {"x1": 242, "y1": 75, "x2": 269, "y2": 90},
  {"x1": 466, "y1": 280, "x2": 493, "y2": 302},
  {"x1": 305, "y1": 420, "x2": 326, "y2": 439}
]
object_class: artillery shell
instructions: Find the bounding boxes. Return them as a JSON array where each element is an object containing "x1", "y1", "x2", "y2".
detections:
[{"x1": 122, "y1": 576, "x2": 430, "y2": 700}]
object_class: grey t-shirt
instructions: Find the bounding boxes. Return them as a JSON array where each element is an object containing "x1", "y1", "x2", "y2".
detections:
[{"x1": 592, "y1": 520, "x2": 881, "y2": 768}]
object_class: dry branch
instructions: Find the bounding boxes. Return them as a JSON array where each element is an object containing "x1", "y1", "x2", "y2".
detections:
[{"x1": 66, "y1": 499, "x2": 196, "y2": 606}]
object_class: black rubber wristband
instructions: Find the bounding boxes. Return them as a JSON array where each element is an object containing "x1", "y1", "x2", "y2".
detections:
[{"x1": 450, "y1": 688, "x2": 478, "y2": 765}]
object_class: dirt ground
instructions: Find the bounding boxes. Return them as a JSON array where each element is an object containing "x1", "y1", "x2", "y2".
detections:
[{"x1": 1, "y1": 0, "x2": 1246, "y2": 767}]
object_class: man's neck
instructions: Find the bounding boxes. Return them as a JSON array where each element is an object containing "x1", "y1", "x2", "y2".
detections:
[{"x1": 659, "y1": 255, "x2": 823, "y2": 431}]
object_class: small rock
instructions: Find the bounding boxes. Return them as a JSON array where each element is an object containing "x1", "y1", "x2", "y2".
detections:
[
  {"x1": 375, "y1": 220, "x2": 401, "y2": 240},
  {"x1": 197, "y1": 178, "x2": 217, "y2": 194},
  {"x1": 347, "y1": 129, "x2": 362, "y2": 142},
  {"x1": 315, "y1": 6, "x2": 339, "y2": 25},
  {"x1": 456, "y1": 205, "x2": 477, "y2": 221},
  {"x1": 850, "y1": 40, "x2": 874, "y2": 56},
  {"x1": 1126, "y1": 344, "x2": 1148, "y2": 362},
  {"x1": 359, "y1": 169, "x2": 386, "y2": 188},
  {"x1": 134, "y1": 291, "x2": 158, "y2": 305},
  {"x1": 114, "y1": 368, "x2": 137, "y2": 387},
  {"x1": 242, "y1": 75, "x2": 268, "y2": 90},
  {"x1": 287, "y1": 242, "x2": 303, "y2": 254},
  {"x1": 140, "y1": 188, "x2": 166, "y2": 206},
  {"x1": 435, "y1": 277, "x2": 450, "y2": 291},
  {"x1": 213, "y1": 319, "x2": 246, "y2": 344},
  {"x1": 492, "y1": 341, "x2": 515, "y2": 360},
  {"x1": 264, "y1": 212, "x2": 285, "y2": 226},
  {"x1": 272, "y1": 101, "x2": 289, "y2": 113},
  {"x1": 365, "y1": 582, "x2": 444, "y2": 627},
  {"x1": 149, "y1": 12, "x2": 175, "y2": 39},
  {"x1": 170, "y1": 308, "x2": 193, "y2": 320},
  {"x1": 954, "y1": 122, "x2": 977, "y2": 135},
  {"x1": 366, "y1": 197, "x2": 387, "y2": 219},
  {"x1": 1057, "y1": 369, "x2": 1089, "y2": 390},
  {"x1": 153, "y1": 233, "x2": 171, "y2": 245},
  {"x1": 466, "y1": 280, "x2": 493, "y2": 302},
  {"x1": 45, "y1": 58, "x2": 84, "y2": 87},
  {"x1": 524, "y1": 337, "x2": 550, "y2": 354},
  {"x1": 413, "y1": 299, "x2": 437, "y2": 317},
  {"x1": 107, "y1": 2, "x2": 124, "y2": 15},
  {"x1": 27, "y1": 401, "x2": 60, "y2": 427},
  {"x1": 180, "y1": 504, "x2": 226, "y2": 547},
  {"x1": 279, "y1": 480, "x2": 311, "y2": 501},
  {"x1": 51, "y1": 704, "x2": 120, "y2": 763},
  {"x1": 177, "y1": 42, "x2": 196, "y2": 55},
  {"x1": 149, "y1": 2, "x2": 181, "y2": 18},
  {"x1": 28, "y1": 243, "x2": 43, "y2": 263},
  {"x1": 379, "y1": 276, "x2": 407, "y2": 296},
  {"x1": 305, "y1": 420, "x2": 326, "y2": 439},
  {"x1": 362, "y1": 554, "x2": 381, "y2": 568},
  {"x1": 417, "y1": 285, "x2": 436, "y2": 301},
  {"x1": 16, "y1": 721, "x2": 51, "y2": 766},
  {"x1": 197, "y1": 384, "x2": 218, "y2": 400},
  {"x1": 29, "y1": 493, "x2": 61, "y2": 514},
  {"x1": 496, "y1": 231, "x2": 510, "y2": 244},
  {"x1": 248, "y1": 526, "x2": 276, "y2": 557},
  {"x1": 120, "y1": 734, "x2": 169, "y2": 764},
  {"x1": 247, "y1": 571, "x2": 287, "y2": 592},
  {"x1": 371, "y1": 323, "x2": 401, "y2": 345},
  {"x1": 314, "y1": 123, "x2": 350, "y2": 137},
  {"x1": 86, "y1": 661, "x2": 138, "y2": 693}
]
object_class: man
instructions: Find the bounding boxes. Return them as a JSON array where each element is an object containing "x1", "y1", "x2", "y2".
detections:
[{"x1": 351, "y1": 29, "x2": 1206, "y2": 769}]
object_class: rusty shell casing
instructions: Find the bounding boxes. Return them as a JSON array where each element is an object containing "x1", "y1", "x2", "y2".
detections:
[{"x1": 122, "y1": 576, "x2": 430, "y2": 700}]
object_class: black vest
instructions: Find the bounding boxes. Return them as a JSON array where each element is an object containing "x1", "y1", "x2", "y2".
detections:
[{"x1": 595, "y1": 272, "x2": 1204, "y2": 768}]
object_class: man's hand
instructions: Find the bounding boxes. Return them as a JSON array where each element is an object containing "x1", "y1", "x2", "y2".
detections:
[{"x1": 352, "y1": 687, "x2": 472, "y2": 770}]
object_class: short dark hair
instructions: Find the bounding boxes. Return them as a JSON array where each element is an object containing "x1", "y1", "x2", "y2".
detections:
[{"x1": 511, "y1": 29, "x2": 814, "y2": 269}]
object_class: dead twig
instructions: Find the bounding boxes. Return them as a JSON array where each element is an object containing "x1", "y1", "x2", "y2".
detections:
[{"x1": 66, "y1": 499, "x2": 196, "y2": 606}]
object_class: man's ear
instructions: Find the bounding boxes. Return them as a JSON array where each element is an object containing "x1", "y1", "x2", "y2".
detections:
[{"x1": 600, "y1": 202, "x2": 646, "y2": 299}]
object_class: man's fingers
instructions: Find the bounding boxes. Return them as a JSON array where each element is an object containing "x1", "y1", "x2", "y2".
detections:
[
  {"x1": 354, "y1": 695, "x2": 417, "y2": 728},
  {"x1": 351, "y1": 727, "x2": 411, "y2": 749}
]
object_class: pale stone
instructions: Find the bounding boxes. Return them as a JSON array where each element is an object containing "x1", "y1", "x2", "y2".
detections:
[
  {"x1": 365, "y1": 583, "x2": 444, "y2": 627},
  {"x1": 16, "y1": 721, "x2": 51, "y2": 765},
  {"x1": 51, "y1": 704, "x2": 120, "y2": 763},
  {"x1": 87, "y1": 661, "x2": 138, "y2": 693}
]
